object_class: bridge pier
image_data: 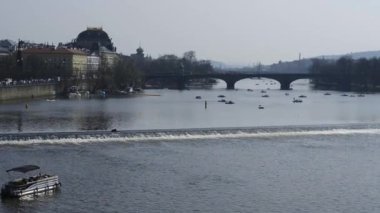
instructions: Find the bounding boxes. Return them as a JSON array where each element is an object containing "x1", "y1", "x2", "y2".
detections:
[
  {"x1": 280, "y1": 81, "x2": 291, "y2": 90},
  {"x1": 177, "y1": 79, "x2": 186, "y2": 90},
  {"x1": 226, "y1": 80, "x2": 235, "y2": 90}
]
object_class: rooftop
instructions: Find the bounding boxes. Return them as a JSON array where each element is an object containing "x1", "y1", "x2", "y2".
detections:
[
  {"x1": 23, "y1": 48, "x2": 87, "y2": 55},
  {"x1": 0, "y1": 47, "x2": 10, "y2": 54}
]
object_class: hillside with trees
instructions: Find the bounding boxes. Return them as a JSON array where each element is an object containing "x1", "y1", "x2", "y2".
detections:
[{"x1": 310, "y1": 57, "x2": 380, "y2": 92}]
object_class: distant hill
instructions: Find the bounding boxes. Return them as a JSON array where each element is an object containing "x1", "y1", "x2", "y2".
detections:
[
  {"x1": 266, "y1": 50, "x2": 380, "y2": 74},
  {"x1": 264, "y1": 59, "x2": 312, "y2": 73},
  {"x1": 210, "y1": 60, "x2": 251, "y2": 71},
  {"x1": 317, "y1": 50, "x2": 380, "y2": 60},
  {"x1": 211, "y1": 50, "x2": 380, "y2": 74}
]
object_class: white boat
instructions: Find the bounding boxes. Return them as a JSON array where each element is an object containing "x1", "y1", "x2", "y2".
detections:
[
  {"x1": 68, "y1": 92, "x2": 81, "y2": 99},
  {"x1": 1, "y1": 165, "x2": 61, "y2": 198}
]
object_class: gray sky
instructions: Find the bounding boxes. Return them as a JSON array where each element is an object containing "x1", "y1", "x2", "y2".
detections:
[{"x1": 1, "y1": 0, "x2": 380, "y2": 65}]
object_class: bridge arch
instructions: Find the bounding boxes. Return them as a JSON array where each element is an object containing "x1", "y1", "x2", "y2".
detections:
[
  {"x1": 234, "y1": 77, "x2": 281, "y2": 89},
  {"x1": 260, "y1": 75, "x2": 313, "y2": 90},
  {"x1": 225, "y1": 76, "x2": 314, "y2": 90},
  {"x1": 288, "y1": 78, "x2": 311, "y2": 90},
  {"x1": 144, "y1": 73, "x2": 317, "y2": 90}
]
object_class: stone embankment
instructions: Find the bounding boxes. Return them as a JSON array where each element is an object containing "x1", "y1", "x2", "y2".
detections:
[{"x1": 0, "y1": 83, "x2": 57, "y2": 101}]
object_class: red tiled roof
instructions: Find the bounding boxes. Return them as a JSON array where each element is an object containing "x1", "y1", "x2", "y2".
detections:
[{"x1": 23, "y1": 48, "x2": 87, "y2": 55}]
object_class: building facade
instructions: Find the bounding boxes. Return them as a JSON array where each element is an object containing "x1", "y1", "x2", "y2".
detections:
[
  {"x1": 22, "y1": 48, "x2": 88, "y2": 79},
  {"x1": 87, "y1": 54, "x2": 100, "y2": 78},
  {"x1": 71, "y1": 27, "x2": 119, "y2": 69}
]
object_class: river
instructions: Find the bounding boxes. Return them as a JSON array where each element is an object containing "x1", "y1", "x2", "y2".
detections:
[{"x1": 1, "y1": 79, "x2": 380, "y2": 212}]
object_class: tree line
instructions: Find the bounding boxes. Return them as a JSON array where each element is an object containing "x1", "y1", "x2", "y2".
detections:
[
  {"x1": 0, "y1": 54, "x2": 71, "y2": 80},
  {"x1": 108, "y1": 50, "x2": 214, "y2": 90},
  {"x1": 0, "y1": 50, "x2": 214, "y2": 91},
  {"x1": 310, "y1": 57, "x2": 380, "y2": 92}
]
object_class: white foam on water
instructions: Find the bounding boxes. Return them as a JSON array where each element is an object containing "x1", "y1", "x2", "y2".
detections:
[{"x1": 1, "y1": 127, "x2": 380, "y2": 146}]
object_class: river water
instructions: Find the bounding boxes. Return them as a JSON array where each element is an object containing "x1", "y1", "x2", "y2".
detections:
[{"x1": 1, "y1": 79, "x2": 380, "y2": 212}]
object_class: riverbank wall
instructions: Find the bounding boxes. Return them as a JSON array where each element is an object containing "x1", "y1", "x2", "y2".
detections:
[{"x1": 0, "y1": 83, "x2": 58, "y2": 101}]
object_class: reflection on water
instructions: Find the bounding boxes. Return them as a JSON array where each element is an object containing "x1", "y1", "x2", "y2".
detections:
[
  {"x1": 1, "y1": 190, "x2": 61, "y2": 213},
  {"x1": 0, "y1": 79, "x2": 378, "y2": 133},
  {"x1": 77, "y1": 112, "x2": 111, "y2": 131},
  {"x1": 17, "y1": 112, "x2": 23, "y2": 132},
  {"x1": 67, "y1": 99, "x2": 112, "y2": 131}
]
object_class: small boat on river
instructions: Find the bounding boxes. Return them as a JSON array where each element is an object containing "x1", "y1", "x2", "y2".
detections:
[{"x1": 1, "y1": 165, "x2": 61, "y2": 198}]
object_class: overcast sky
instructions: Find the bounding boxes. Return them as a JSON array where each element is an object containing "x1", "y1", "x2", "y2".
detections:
[{"x1": 1, "y1": 0, "x2": 380, "y2": 65}]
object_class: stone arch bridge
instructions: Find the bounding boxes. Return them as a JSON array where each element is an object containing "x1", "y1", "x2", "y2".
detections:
[{"x1": 144, "y1": 73, "x2": 319, "y2": 90}]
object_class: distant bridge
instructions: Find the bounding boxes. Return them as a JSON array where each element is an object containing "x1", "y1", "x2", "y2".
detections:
[{"x1": 144, "y1": 72, "x2": 319, "y2": 90}]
